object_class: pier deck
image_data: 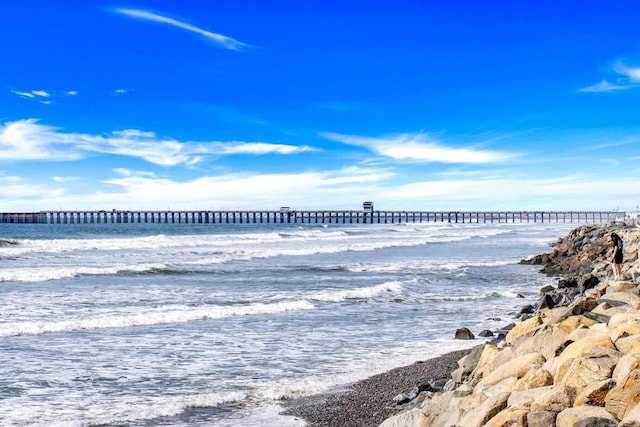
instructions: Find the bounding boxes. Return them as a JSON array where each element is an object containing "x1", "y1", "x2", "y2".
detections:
[{"x1": 0, "y1": 210, "x2": 619, "y2": 225}]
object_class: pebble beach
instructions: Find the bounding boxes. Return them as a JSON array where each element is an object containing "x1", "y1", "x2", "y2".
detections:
[{"x1": 282, "y1": 348, "x2": 474, "y2": 426}]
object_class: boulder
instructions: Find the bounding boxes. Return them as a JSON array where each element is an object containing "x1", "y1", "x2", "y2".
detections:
[
  {"x1": 530, "y1": 385, "x2": 576, "y2": 413},
  {"x1": 556, "y1": 406, "x2": 617, "y2": 427},
  {"x1": 477, "y1": 352, "x2": 546, "y2": 388},
  {"x1": 604, "y1": 368, "x2": 640, "y2": 419},
  {"x1": 456, "y1": 392, "x2": 510, "y2": 427},
  {"x1": 574, "y1": 379, "x2": 615, "y2": 406},
  {"x1": 620, "y1": 401, "x2": 640, "y2": 426},
  {"x1": 555, "y1": 347, "x2": 620, "y2": 388},
  {"x1": 484, "y1": 409, "x2": 528, "y2": 427},
  {"x1": 379, "y1": 407, "x2": 421, "y2": 427},
  {"x1": 527, "y1": 411, "x2": 557, "y2": 427},
  {"x1": 505, "y1": 315, "x2": 543, "y2": 344},
  {"x1": 510, "y1": 368, "x2": 554, "y2": 392},
  {"x1": 507, "y1": 386, "x2": 552, "y2": 410},
  {"x1": 555, "y1": 333, "x2": 616, "y2": 367},
  {"x1": 455, "y1": 327, "x2": 475, "y2": 340}
]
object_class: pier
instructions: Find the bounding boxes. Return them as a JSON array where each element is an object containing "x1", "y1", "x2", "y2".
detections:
[{"x1": 0, "y1": 210, "x2": 620, "y2": 225}]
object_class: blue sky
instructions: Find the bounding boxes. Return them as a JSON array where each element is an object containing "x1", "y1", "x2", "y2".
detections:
[{"x1": 1, "y1": 1, "x2": 640, "y2": 211}]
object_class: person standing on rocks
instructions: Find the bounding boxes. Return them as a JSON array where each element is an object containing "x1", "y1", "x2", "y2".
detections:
[{"x1": 611, "y1": 232, "x2": 624, "y2": 280}]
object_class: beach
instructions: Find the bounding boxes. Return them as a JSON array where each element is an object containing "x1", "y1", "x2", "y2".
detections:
[{"x1": 282, "y1": 348, "x2": 475, "y2": 426}]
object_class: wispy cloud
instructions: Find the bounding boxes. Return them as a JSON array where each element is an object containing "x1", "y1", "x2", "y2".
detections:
[
  {"x1": 0, "y1": 119, "x2": 316, "y2": 165},
  {"x1": 321, "y1": 132, "x2": 515, "y2": 164},
  {"x1": 11, "y1": 89, "x2": 52, "y2": 103},
  {"x1": 113, "y1": 8, "x2": 250, "y2": 51},
  {"x1": 580, "y1": 61, "x2": 640, "y2": 93},
  {"x1": 10, "y1": 89, "x2": 76, "y2": 104}
]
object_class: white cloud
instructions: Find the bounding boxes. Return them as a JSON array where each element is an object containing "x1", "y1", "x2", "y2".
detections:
[
  {"x1": 0, "y1": 119, "x2": 317, "y2": 165},
  {"x1": 66, "y1": 91, "x2": 78, "y2": 96},
  {"x1": 579, "y1": 80, "x2": 628, "y2": 93},
  {"x1": 11, "y1": 90, "x2": 35, "y2": 99},
  {"x1": 0, "y1": 119, "x2": 83, "y2": 161},
  {"x1": 114, "y1": 89, "x2": 128, "y2": 95},
  {"x1": 321, "y1": 132, "x2": 514, "y2": 163},
  {"x1": 581, "y1": 61, "x2": 640, "y2": 92},
  {"x1": 614, "y1": 62, "x2": 640, "y2": 82},
  {"x1": 31, "y1": 90, "x2": 50, "y2": 98},
  {"x1": 113, "y1": 8, "x2": 250, "y2": 51}
]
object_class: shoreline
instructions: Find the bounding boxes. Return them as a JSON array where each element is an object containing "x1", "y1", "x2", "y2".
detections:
[
  {"x1": 280, "y1": 223, "x2": 633, "y2": 426},
  {"x1": 280, "y1": 347, "x2": 475, "y2": 427}
]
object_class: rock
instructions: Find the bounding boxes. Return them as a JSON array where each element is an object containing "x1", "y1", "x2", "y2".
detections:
[
  {"x1": 457, "y1": 392, "x2": 510, "y2": 427},
  {"x1": 555, "y1": 333, "x2": 616, "y2": 367},
  {"x1": 505, "y1": 315, "x2": 543, "y2": 344},
  {"x1": 555, "y1": 406, "x2": 617, "y2": 427},
  {"x1": 530, "y1": 384, "x2": 576, "y2": 413},
  {"x1": 379, "y1": 407, "x2": 422, "y2": 427},
  {"x1": 455, "y1": 327, "x2": 475, "y2": 340},
  {"x1": 478, "y1": 352, "x2": 545, "y2": 388},
  {"x1": 605, "y1": 368, "x2": 640, "y2": 419},
  {"x1": 556, "y1": 347, "x2": 620, "y2": 388},
  {"x1": 484, "y1": 409, "x2": 528, "y2": 426},
  {"x1": 478, "y1": 329, "x2": 494, "y2": 337},
  {"x1": 620, "y1": 401, "x2": 640, "y2": 426},
  {"x1": 511, "y1": 368, "x2": 554, "y2": 392},
  {"x1": 575, "y1": 379, "x2": 615, "y2": 406},
  {"x1": 573, "y1": 416, "x2": 619, "y2": 427},
  {"x1": 558, "y1": 277, "x2": 579, "y2": 288},
  {"x1": 578, "y1": 274, "x2": 601, "y2": 293},
  {"x1": 527, "y1": 411, "x2": 557, "y2": 427}
]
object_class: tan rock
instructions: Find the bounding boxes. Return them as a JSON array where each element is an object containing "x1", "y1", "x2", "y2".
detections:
[
  {"x1": 456, "y1": 392, "x2": 510, "y2": 427},
  {"x1": 621, "y1": 401, "x2": 640, "y2": 427},
  {"x1": 527, "y1": 411, "x2": 557, "y2": 427},
  {"x1": 556, "y1": 346, "x2": 620, "y2": 387},
  {"x1": 555, "y1": 333, "x2": 616, "y2": 367},
  {"x1": 609, "y1": 312, "x2": 640, "y2": 328},
  {"x1": 480, "y1": 346, "x2": 514, "y2": 379},
  {"x1": 555, "y1": 405, "x2": 616, "y2": 427},
  {"x1": 574, "y1": 379, "x2": 615, "y2": 406},
  {"x1": 505, "y1": 315, "x2": 543, "y2": 344},
  {"x1": 609, "y1": 281, "x2": 638, "y2": 292},
  {"x1": 610, "y1": 321, "x2": 640, "y2": 343},
  {"x1": 603, "y1": 291, "x2": 640, "y2": 309},
  {"x1": 379, "y1": 407, "x2": 421, "y2": 427},
  {"x1": 614, "y1": 352, "x2": 640, "y2": 384},
  {"x1": 511, "y1": 368, "x2": 554, "y2": 392},
  {"x1": 616, "y1": 334, "x2": 640, "y2": 354},
  {"x1": 507, "y1": 386, "x2": 552, "y2": 410},
  {"x1": 509, "y1": 323, "x2": 569, "y2": 362},
  {"x1": 605, "y1": 368, "x2": 640, "y2": 419},
  {"x1": 478, "y1": 352, "x2": 545, "y2": 388},
  {"x1": 484, "y1": 409, "x2": 528, "y2": 427},
  {"x1": 556, "y1": 315, "x2": 596, "y2": 333},
  {"x1": 420, "y1": 390, "x2": 464, "y2": 427},
  {"x1": 530, "y1": 385, "x2": 576, "y2": 413}
]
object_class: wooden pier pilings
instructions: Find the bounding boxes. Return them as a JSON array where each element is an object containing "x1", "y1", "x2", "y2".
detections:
[{"x1": 0, "y1": 210, "x2": 619, "y2": 225}]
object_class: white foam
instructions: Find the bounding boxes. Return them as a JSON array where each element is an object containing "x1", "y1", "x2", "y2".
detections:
[
  {"x1": 0, "y1": 300, "x2": 315, "y2": 337},
  {"x1": 0, "y1": 263, "x2": 166, "y2": 283},
  {"x1": 309, "y1": 281, "x2": 404, "y2": 302}
]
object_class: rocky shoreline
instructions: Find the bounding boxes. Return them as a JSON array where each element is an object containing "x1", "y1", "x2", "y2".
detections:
[
  {"x1": 283, "y1": 223, "x2": 640, "y2": 427},
  {"x1": 379, "y1": 222, "x2": 640, "y2": 426}
]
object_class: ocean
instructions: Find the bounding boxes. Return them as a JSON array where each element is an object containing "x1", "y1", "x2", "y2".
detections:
[{"x1": 0, "y1": 221, "x2": 578, "y2": 426}]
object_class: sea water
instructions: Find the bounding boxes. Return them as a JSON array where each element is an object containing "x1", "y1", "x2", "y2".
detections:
[{"x1": 0, "y1": 221, "x2": 576, "y2": 426}]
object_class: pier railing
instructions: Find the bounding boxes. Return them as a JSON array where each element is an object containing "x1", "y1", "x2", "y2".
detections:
[{"x1": 0, "y1": 210, "x2": 620, "y2": 225}]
